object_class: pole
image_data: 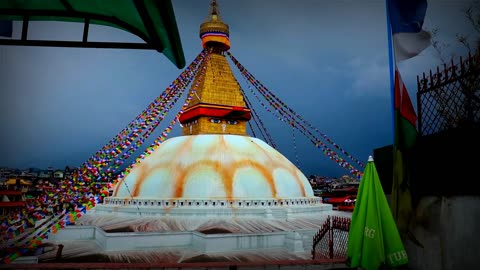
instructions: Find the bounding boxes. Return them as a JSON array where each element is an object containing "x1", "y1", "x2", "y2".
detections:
[{"x1": 385, "y1": 0, "x2": 396, "y2": 141}]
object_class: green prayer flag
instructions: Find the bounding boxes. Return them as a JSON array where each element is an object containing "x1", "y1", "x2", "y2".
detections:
[
  {"x1": 391, "y1": 68, "x2": 417, "y2": 238},
  {"x1": 347, "y1": 156, "x2": 408, "y2": 270}
]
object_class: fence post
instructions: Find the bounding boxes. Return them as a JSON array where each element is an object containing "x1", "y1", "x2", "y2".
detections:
[
  {"x1": 55, "y1": 244, "x2": 64, "y2": 261},
  {"x1": 329, "y1": 217, "x2": 334, "y2": 259}
]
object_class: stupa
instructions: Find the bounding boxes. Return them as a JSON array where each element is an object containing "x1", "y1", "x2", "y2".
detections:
[
  {"x1": 42, "y1": 1, "x2": 343, "y2": 264},
  {"x1": 94, "y1": 0, "x2": 324, "y2": 217}
]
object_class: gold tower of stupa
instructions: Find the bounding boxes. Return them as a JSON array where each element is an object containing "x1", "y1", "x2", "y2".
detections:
[{"x1": 179, "y1": 0, "x2": 251, "y2": 136}]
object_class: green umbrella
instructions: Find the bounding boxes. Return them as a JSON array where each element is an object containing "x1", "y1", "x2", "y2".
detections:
[{"x1": 347, "y1": 156, "x2": 408, "y2": 270}]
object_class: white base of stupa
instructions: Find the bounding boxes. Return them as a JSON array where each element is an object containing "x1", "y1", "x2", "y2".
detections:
[
  {"x1": 95, "y1": 197, "x2": 328, "y2": 218},
  {"x1": 40, "y1": 198, "x2": 350, "y2": 263},
  {"x1": 43, "y1": 209, "x2": 352, "y2": 264},
  {"x1": 47, "y1": 225, "x2": 313, "y2": 253}
]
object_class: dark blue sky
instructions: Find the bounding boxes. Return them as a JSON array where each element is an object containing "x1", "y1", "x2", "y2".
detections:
[{"x1": 0, "y1": 0, "x2": 476, "y2": 177}]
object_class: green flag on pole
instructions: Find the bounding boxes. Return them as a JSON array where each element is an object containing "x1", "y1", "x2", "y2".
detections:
[
  {"x1": 391, "y1": 68, "x2": 418, "y2": 240},
  {"x1": 387, "y1": 0, "x2": 430, "y2": 242},
  {"x1": 347, "y1": 156, "x2": 408, "y2": 270}
]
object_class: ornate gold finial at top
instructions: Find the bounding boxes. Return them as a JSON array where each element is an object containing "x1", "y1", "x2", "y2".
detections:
[
  {"x1": 207, "y1": 0, "x2": 220, "y2": 21},
  {"x1": 200, "y1": 0, "x2": 230, "y2": 50}
]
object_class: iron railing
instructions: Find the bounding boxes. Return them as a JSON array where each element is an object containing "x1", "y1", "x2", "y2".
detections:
[
  {"x1": 311, "y1": 215, "x2": 351, "y2": 261},
  {"x1": 417, "y1": 52, "x2": 480, "y2": 136}
]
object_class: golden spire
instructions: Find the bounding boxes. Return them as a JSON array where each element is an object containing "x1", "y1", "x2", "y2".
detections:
[
  {"x1": 199, "y1": 0, "x2": 230, "y2": 50},
  {"x1": 179, "y1": 0, "x2": 250, "y2": 136}
]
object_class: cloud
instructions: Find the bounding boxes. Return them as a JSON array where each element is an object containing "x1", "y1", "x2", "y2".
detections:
[{"x1": 346, "y1": 54, "x2": 390, "y2": 97}]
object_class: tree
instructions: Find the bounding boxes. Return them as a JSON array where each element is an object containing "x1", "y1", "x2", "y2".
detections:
[
  {"x1": 430, "y1": 1, "x2": 480, "y2": 61},
  {"x1": 424, "y1": 1, "x2": 479, "y2": 132}
]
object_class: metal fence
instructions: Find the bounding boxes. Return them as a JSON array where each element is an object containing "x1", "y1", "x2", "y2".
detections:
[
  {"x1": 417, "y1": 51, "x2": 480, "y2": 136},
  {"x1": 311, "y1": 215, "x2": 351, "y2": 261}
]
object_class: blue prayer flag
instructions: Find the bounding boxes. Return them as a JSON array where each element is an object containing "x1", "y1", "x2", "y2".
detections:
[{"x1": 388, "y1": 0, "x2": 431, "y2": 61}]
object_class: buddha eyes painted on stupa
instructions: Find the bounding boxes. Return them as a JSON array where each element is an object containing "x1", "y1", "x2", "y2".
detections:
[{"x1": 207, "y1": 119, "x2": 239, "y2": 125}]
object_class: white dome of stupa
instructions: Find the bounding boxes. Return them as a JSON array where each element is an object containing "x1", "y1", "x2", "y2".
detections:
[{"x1": 112, "y1": 134, "x2": 314, "y2": 200}]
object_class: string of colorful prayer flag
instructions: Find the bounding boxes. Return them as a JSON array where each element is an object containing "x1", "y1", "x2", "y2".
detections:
[
  {"x1": 228, "y1": 52, "x2": 363, "y2": 178},
  {"x1": 116, "y1": 50, "x2": 212, "y2": 183},
  {"x1": 240, "y1": 86, "x2": 277, "y2": 148},
  {"x1": 228, "y1": 52, "x2": 365, "y2": 169}
]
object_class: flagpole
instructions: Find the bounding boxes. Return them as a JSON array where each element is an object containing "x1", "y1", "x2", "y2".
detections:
[
  {"x1": 385, "y1": 0, "x2": 396, "y2": 141},
  {"x1": 386, "y1": 0, "x2": 400, "y2": 225}
]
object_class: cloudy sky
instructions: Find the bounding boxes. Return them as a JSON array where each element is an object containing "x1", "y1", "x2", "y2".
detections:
[{"x1": 0, "y1": 0, "x2": 476, "y2": 177}]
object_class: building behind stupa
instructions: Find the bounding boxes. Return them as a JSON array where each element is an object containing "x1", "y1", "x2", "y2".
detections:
[{"x1": 40, "y1": 1, "x2": 348, "y2": 264}]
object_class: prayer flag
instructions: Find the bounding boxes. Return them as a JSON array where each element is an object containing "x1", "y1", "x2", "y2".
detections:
[
  {"x1": 388, "y1": 0, "x2": 431, "y2": 61},
  {"x1": 391, "y1": 67, "x2": 418, "y2": 240}
]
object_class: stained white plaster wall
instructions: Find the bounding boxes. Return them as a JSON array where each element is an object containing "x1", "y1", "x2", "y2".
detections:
[
  {"x1": 196, "y1": 232, "x2": 286, "y2": 252},
  {"x1": 50, "y1": 225, "x2": 95, "y2": 240},
  {"x1": 48, "y1": 226, "x2": 313, "y2": 254},
  {"x1": 104, "y1": 231, "x2": 192, "y2": 251},
  {"x1": 405, "y1": 196, "x2": 480, "y2": 270}
]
